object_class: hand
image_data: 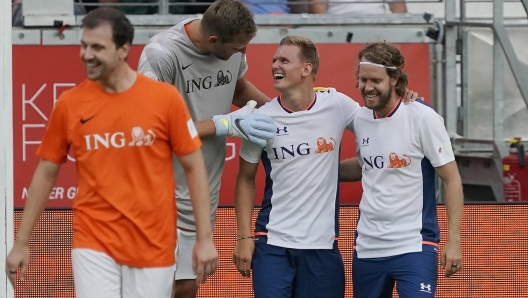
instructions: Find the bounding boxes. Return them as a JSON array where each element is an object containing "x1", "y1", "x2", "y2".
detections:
[
  {"x1": 401, "y1": 88, "x2": 422, "y2": 104},
  {"x1": 192, "y1": 238, "x2": 218, "y2": 285},
  {"x1": 441, "y1": 238, "x2": 462, "y2": 277},
  {"x1": 212, "y1": 100, "x2": 275, "y2": 147},
  {"x1": 232, "y1": 238, "x2": 255, "y2": 278},
  {"x1": 6, "y1": 242, "x2": 30, "y2": 287}
]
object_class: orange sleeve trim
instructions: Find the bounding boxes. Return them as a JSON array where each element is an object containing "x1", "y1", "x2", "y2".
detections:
[
  {"x1": 254, "y1": 232, "x2": 268, "y2": 236},
  {"x1": 184, "y1": 23, "x2": 191, "y2": 39}
]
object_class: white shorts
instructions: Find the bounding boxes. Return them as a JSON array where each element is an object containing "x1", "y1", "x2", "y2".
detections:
[
  {"x1": 72, "y1": 248, "x2": 175, "y2": 298},
  {"x1": 175, "y1": 228, "x2": 197, "y2": 280}
]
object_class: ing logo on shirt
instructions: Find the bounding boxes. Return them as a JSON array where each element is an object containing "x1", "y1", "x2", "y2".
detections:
[
  {"x1": 84, "y1": 127, "x2": 156, "y2": 151},
  {"x1": 362, "y1": 152, "x2": 411, "y2": 170},
  {"x1": 315, "y1": 137, "x2": 336, "y2": 153},
  {"x1": 387, "y1": 152, "x2": 411, "y2": 168},
  {"x1": 270, "y1": 136, "x2": 336, "y2": 159}
]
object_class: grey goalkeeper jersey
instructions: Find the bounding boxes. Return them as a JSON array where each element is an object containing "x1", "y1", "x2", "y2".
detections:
[{"x1": 138, "y1": 19, "x2": 248, "y2": 230}]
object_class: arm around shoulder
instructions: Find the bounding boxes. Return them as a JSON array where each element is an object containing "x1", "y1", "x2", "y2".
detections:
[{"x1": 339, "y1": 157, "x2": 362, "y2": 182}]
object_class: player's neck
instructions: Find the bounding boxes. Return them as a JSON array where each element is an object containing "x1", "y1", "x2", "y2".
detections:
[
  {"x1": 187, "y1": 20, "x2": 210, "y2": 55},
  {"x1": 97, "y1": 64, "x2": 137, "y2": 93},
  {"x1": 280, "y1": 84, "x2": 315, "y2": 112},
  {"x1": 374, "y1": 95, "x2": 401, "y2": 119}
]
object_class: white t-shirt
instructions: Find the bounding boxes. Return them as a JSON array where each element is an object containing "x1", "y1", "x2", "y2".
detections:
[
  {"x1": 240, "y1": 88, "x2": 360, "y2": 249},
  {"x1": 353, "y1": 100, "x2": 455, "y2": 258}
]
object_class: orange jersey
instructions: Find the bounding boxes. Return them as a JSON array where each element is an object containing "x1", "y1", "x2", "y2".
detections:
[{"x1": 36, "y1": 73, "x2": 201, "y2": 267}]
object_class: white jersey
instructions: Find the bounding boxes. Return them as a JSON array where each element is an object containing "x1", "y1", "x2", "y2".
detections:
[
  {"x1": 137, "y1": 19, "x2": 248, "y2": 230},
  {"x1": 240, "y1": 88, "x2": 360, "y2": 249},
  {"x1": 353, "y1": 100, "x2": 455, "y2": 258}
]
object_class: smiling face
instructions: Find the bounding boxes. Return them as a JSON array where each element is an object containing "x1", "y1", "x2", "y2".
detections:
[
  {"x1": 271, "y1": 44, "x2": 312, "y2": 93},
  {"x1": 80, "y1": 23, "x2": 129, "y2": 81},
  {"x1": 357, "y1": 58, "x2": 398, "y2": 113}
]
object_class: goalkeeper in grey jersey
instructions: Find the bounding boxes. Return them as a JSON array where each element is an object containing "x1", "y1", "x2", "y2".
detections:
[{"x1": 137, "y1": 0, "x2": 274, "y2": 297}]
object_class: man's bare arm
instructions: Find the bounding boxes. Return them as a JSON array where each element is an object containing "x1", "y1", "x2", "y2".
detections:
[
  {"x1": 436, "y1": 160, "x2": 464, "y2": 277},
  {"x1": 16, "y1": 160, "x2": 61, "y2": 245},
  {"x1": 232, "y1": 77, "x2": 270, "y2": 108},
  {"x1": 235, "y1": 158, "x2": 259, "y2": 238},
  {"x1": 194, "y1": 119, "x2": 218, "y2": 139},
  {"x1": 178, "y1": 149, "x2": 213, "y2": 241},
  {"x1": 233, "y1": 157, "x2": 259, "y2": 277},
  {"x1": 436, "y1": 161, "x2": 463, "y2": 243},
  {"x1": 339, "y1": 157, "x2": 362, "y2": 182},
  {"x1": 178, "y1": 149, "x2": 218, "y2": 283},
  {"x1": 6, "y1": 159, "x2": 61, "y2": 285}
]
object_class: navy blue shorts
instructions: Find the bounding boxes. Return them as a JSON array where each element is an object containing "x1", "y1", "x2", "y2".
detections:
[
  {"x1": 252, "y1": 237, "x2": 345, "y2": 298},
  {"x1": 352, "y1": 244, "x2": 438, "y2": 298}
]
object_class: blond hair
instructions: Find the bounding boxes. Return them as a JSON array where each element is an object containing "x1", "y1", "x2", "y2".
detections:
[{"x1": 279, "y1": 36, "x2": 320, "y2": 76}]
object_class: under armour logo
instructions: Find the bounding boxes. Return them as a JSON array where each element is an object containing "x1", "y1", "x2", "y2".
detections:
[
  {"x1": 362, "y1": 138, "x2": 369, "y2": 145},
  {"x1": 276, "y1": 127, "x2": 288, "y2": 134},
  {"x1": 420, "y1": 283, "x2": 432, "y2": 293}
]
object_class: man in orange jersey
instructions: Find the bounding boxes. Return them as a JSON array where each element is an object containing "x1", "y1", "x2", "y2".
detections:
[{"x1": 5, "y1": 8, "x2": 217, "y2": 297}]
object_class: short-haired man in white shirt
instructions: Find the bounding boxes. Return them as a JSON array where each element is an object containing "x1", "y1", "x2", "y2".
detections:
[{"x1": 340, "y1": 41, "x2": 464, "y2": 298}]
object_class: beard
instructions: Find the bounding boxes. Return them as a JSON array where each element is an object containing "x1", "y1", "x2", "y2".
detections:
[{"x1": 362, "y1": 86, "x2": 393, "y2": 112}]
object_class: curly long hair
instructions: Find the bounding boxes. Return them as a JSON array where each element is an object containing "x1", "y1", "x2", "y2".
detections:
[{"x1": 356, "y1": 41, "x2": 408, "y2": 96}]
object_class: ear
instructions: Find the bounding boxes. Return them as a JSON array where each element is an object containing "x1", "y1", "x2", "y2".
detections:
[
  {"x1": 390, "y1": 76, "x2": 398, "y2": 87},
  {"x1": 118, "y1": 43, "x2": 131, "y2": 61},
  {"x1": 302, "y1": 63, "x2": 313, "y2": 77},
  {"x1": 208, "y1": 36, "x2": 219, "y2": 45}
]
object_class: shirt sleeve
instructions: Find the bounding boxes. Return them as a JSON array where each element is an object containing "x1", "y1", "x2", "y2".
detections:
[
  {"x1": 419, "y1": 108, "x2": 455, "y2": 167},
  {"x1": 237, "y1": 53, "x2": 249, "y2": 80},
  {"x1": 167, "y1": 89, "x2": 202, "y2": 156},
  {"x1": 240, "y1": 140, "x2": 263, "y2": 164},
  {"x1": 336, "y1": 91, "x2": 361, "y2": 132},
  {"x1": 36, "y1": 96, "x2": 70, "y2": 164},
  {"x1": 138, "y1": 42, "x2": 177, "y2": 84}
]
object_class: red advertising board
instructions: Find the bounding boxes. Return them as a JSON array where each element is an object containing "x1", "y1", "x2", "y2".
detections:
[{"x1": 12, "y1": 43, "x2": 430, "y2": 208}]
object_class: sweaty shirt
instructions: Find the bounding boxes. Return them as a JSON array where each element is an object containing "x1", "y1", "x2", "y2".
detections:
[
  {"x1": 138, "y1": 19, "x2": 248, "y2": 230},
  {"x1": 37, "y1": 74, "x2": 201, "y2": 267}
]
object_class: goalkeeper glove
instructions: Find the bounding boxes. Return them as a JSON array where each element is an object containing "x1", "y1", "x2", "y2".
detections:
[{"x1": 212, "y1": 100, "x2": 275, "y2": 148}]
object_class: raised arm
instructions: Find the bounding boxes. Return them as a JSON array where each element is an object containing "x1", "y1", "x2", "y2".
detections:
[
  {"x1": 177, "y1": 149, "x2": 218, "y2": 284},
  {"x1": 6, "y1": 159, "x2": 61, "y2": 286},
  {"x1": 435, "y1": 160, "x2": 463, "y2": 278}
]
